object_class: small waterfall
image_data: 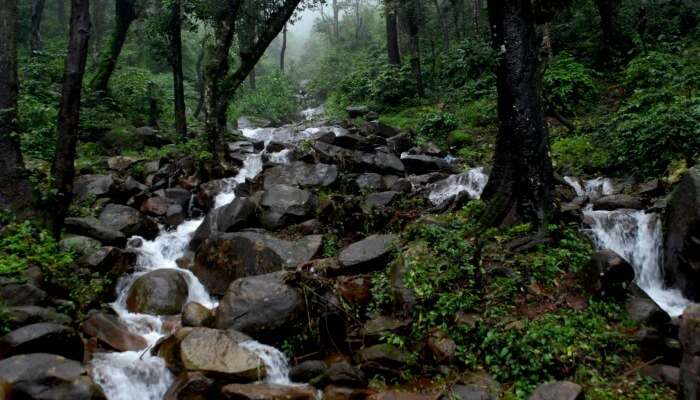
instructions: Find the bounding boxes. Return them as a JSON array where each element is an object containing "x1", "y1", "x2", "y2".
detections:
[
  {"x1": 428, "y1": 167, "x2": 488, "y2": 206},
  {"x1": 240, "y1": 341, "x2": 294, "y2": 385}
]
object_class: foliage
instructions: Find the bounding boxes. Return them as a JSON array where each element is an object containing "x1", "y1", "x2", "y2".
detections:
[
  {"x1": 551, "y1": 135, "x2": 610, "y2": 175},
  {"x1": 516, "y1": 226, "x2": 593, "y2": 284},
  {"x1": 415, "y1": 112, "x2": 458, "y2": 142},
  {"x1": 229, "y1": 72, "x2": 300, "y2": 124},
  {"x1": 543, "y1": 53, "x2": 598, "y2": 115}
]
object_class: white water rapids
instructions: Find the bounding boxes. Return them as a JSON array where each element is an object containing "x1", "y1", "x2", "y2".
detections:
[{"x1": 90, "y1": 126, "x2": 317, "y2": 400}]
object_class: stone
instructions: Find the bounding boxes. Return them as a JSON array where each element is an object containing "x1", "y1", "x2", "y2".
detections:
[
  {"x1": 334, "y1": 234, "x2": 397, "y2": 275},
  {"x1": 64, "y1": 217, "x2": 126, "y2": 247},
  {"x1": 387, "y1": 134, "x2": 412, "y2": 155},
  {"x1": 356, "y1": 344, "x2": 411, "y2": 369},
  {"x1": 164, "y1": 371, "x2": 215, "y2": 400},
  {"x1": 126, "y1": 269, "x2": 189, "y2": 315},
  {"x1": 289, "y1": 360, "x2": 327, "y2": 383},
  {"x1": 336, "y1": 275, "x2": 372, "y2": 307},
  {"x1": 641, "y1": 364, "x2": 680, "y2": 386},
  {"x1": 6, "y1": 306, "x2": 71, "y2": 329},
  {"x1": 81, "y1": 312, "x2": 148, "y2": 352},
  {"x1": 221, "y1": 383, "x2": 317, "y2": 400},
  {"x1": 263, "y1": 162, "x2": 338, "y2": 189},
  {"x1": 260, "y1": 185, "x2": 318, "y2": 230},
  {"x1": 78, "y1": 246, "x2": 137, "y2": 278},
  {"x1": 528, "y1": 381, "x2": 583, "y2": 400},
  {"x1": 427, "y1": 330, "x2": 456, "y2": 364},
  {"x1": 324, "y1": 361, "x2": 367, "y2": 388},
  {"x1": 324, "y1": 386, "x2": 373, "y2": 400},
  {"x1": 136, "y1": 126, "x2": 172, "y2": 146},
  {"x1": 353, "y1": 152, "x2": 405, "y2": 174},
  {"x1": 0, "y1": 283, "x2": 47, "y2": 307},
  {"x1": 163, "y1": 188, "x2": 192, "y2": 209},
  {"x1": 99, "y1": 204, "x2": 159, "y2": 239},
  {"x1": 59, "y1": 235, "x2": 102, "y2": 257},
  {"x1": 389, "y1": 179, "x2": 412, "y2": 193},
  {"x1": 592, "y1": 194, "x2": 644, "y2": 210},
  {"x1": 581, "y1": 250, "x2": 635, "y2": 299},
  {"x1": 108, "y1": 156, "x2": 141, "y2": 171},
  {"x1": 0, "y1": 353, "x2": 104, "y2": 400},
  {"x1": 346, "y1": 105, "x2": 371, "y2": 118},
  {"x1": 215, "y1": 272, "x2": 303, "y2": 338},
  {"x1": 355, "y1": 173, "x2": 385, "y2": 192},
  {"x1": 182, "y1": 302, "x2": 214, "y2": 328},
  {"x1": 680, "y1": 305, "x2": 700, "y2": 398},
  {"x1": 664, "y1": 166, "x2": 700, "y2": 301},
  {"x1": 73, "y1": 174, "x2": 114, "y2": 202},
  {"x1": 362, "y1": 121, "x2": 398, "y2": 138},
  {"x1": 238, "y1": 116, "x2": 272, "y2": 129},
  {"x1": 190, "y1": 197, "x2": 256, "y2": 251},
  {"x1": 636, "y1": 179, "x2": 664, "y2": 197},
  {"x1": 140, "y1": 196, "x2": 170, "y2": 216},
  {"x1": 368, "y1": 391, "x2": 432, "y2": 400},
  {"x1": 626, "y1": 285, "x2": 670, "y2": 327},
  {"x1": 193, "y1": 231, "x2": 321, "y2": 296},
  {"x1": 166, "y1": 204, "x2": 186, "y2": 226},
  {"x1": 362, "y1": 316, "x2": 411, "y2": 339},
  {"x1": 440, "y1": 385, "x2": 495, "y2": 400},
  {"x1": 0, "y1": 323, "x2": 84, "y2": 361},
  {"x1": 401, "y1": 155, "x2": 450, "y2": 174},
  {"x1": 364, "y1": 191, "x2": 399, "y2": 209}
]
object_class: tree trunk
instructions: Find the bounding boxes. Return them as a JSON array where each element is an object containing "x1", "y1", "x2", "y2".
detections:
[
  {"x1": 449, "y1": 0, "x2": 465, "y2": 39},
  {"x1": 50, "y1": 0, "x2": 91, "y2": 236},
  {"x1": 248, "y1": 67, "x2": 256, "y2": 89},
  {"x1": 89, "y1": 0, "x2": 136, "y2": 95},
  {"x1": 169, "y1": 0, "x2": 187, "y2": 138},
  {"x1": 30, "y1": 0, "x2": 46, "y2": 54},
  {"x1": 402, "y1": 0, "x2": 423, "y2": 97},
  {"x1": 194, "y1": 41, "x2": 205, "y2": 119},
  {"x1": 280, "y1": 24, "x2": 287, "y2": 72},
  {"x1": 0, "y1": 0, "x2": 34, "y2": 217},
  {"x1": 385, "y1": 1, "x2": 400, "y2": 65},
  {"x1": 332, "y1": 0, "x2": 340, "y2": 41},
  {"x1": 480, "y1": 0, "x2": 553, "y2": 229},
  {"x1": 432, "y1": 0, "x2": 450, "y2": 49},
  {"x1": 472, "y1": 0, "x2": 481, "y2": 37},
  {"x1": 57, "y1": 0, "x2": 67, "y2": 29},
  {"x1": 594, "y1": 0, "x2": 630, "y2": 62},
  {"x1": 91, "y1": 0, "x2": 105, "y2": 60}
]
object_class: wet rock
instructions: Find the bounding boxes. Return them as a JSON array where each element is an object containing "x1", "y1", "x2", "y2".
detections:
[
  {"x1": 664, "y1": 166, "x2": 700, "y2": 301},
  {"x1": 528, "y1": 381, "x2": 583, "y2": 400},
  {"x1": 164, "y1": 371, "x2": 215, "y2": 400},
  {"x1": 368, "y1": 391, "x2": 431, "y2": 400},
  {"x1": 581, "y1": 250, "x2": 635, "y2": 299},
  {"x1": 196, "y1": 179, "x2": 228, "y2": 211},
  {"x1": 238, "y1": 116, "x2": 272, "y2": 129},
  {"x1": 324, "y1": 385, "x2": 373, "y2": 400},
  {"x1": 356, "y1": 344, "x2": 411, "y2": 371},
  {"x1": 334, "y1": 133, "x2": 365, "y2": 149},
  {"x1": 363, "y1": 121, "x2": 398, "y2": 138},
  {"x1": 355, "y1": 173, "x2": 385, "y2": 192},
  {"x1": 59, "y1": 235, "x2": 102, "y2": 257},
  {"x1": 162, "y1": 188, "x2": 192, "y2": 209},
  {"x1": 333, "y1": 234, "x2": 397, "y2": 275},
  {"x1": 108, "y1": 156, "x2": 142, "y2": 171},
  {"x1": 346, "y1": 105, "x2": 371, "y2": 118},
  {"x1": 6, "y1": 306, "x2": 71, "y2": 329},
  {"x1": 263, "y1": 162, "x2": 338, "y2": 189},
  {"x1": 336, "y1": 275, "x2": 372, "y2": 307},
  {"x1": 626, "y1": 285, "x2": 670, "y2": 327},
  {"x1": 78, "y1": 246, "x2": 137, "y2": 278},
  {"x1": 313, "y1": 142, "x2": 355, "y2": 164},
  {"x1": 64, "y1": 217, "x2": 126, "y2": 247},
  {"x1": 353, "y1": 152, "x2": 405, "y2": 174},
  {"x1": 0, "y1": 323, "x2": 84, "y2": 361},
  {"x1": 680, "y1": 305, "x2": 700, "y2": 398},
  {"x1": 427, "y1": 330, "x2": 456, "y2": 364},
  {"x1": 182, "y1": 302, "x2": 214, "y2": 328},
  {"x1": 126, "y1": 269, "x2": 189, "y2": 315},
  {"x1": 641, "y1": 364, "x2": 680, "y2": 386},
  {"x1": 194, "y1": 231, "x2": 321, "y2": 296},
  {"x1": 260, "y1": 185, "x2": 318, "y2": 230},
  {"x1": 592, "y1": 194, "x2": 644, "y2": 210},
  {"x1": 636, "y1": 179, "x2": 664, "y2": 197},
  {"x1": 166, "y1": 204, "x2": 186, "y2": 226},
  {"x1": 0, "y1": 353, "x2": 104, "y2": 400},
  {"x1": 362, "y1": 316, "x2": 411, "y2": 340},
  {"x1": 190, "y1": 197, "x2": 256, "y2": 251},
  {"x1": 73, "y1": 174, "x2": 114, "y2": 202},
  {"x1": 387, "y1": 133, "x2": 412, "y2": 155},
  {"x1": 440, "y1": 384, "x2": 495, "y2": 400},
  {"x1": 401, "y1": 155, "x2": 450, "y2": 174},
  {"x1": 136, "y1": 126, "x2": 172, "y2": 147},
  {"x1": 215, "y1": 272, "x2": 303, "y2": 339},
  {"x1": 140, "y1": 196, "x2": 170, "y2": 216},
  {"x1": 82, "y1": 312, "x2": 147, "y2": 352},
  {"x1": 389, "y1": 178, "x2": 412, "y2": 193},
  {"x1": 364, "y1": 191, "x2": 399, "y2": 209},
  {"x1": 0, "y1": 283, "x2": 47, "y2": 306},
  {"x1": 289, "y1": 360, "x2": 327, "y2": 383},
  {"x1": 324, "y1": 361, "x2": 367, "y2": 388},
  {"x1": 221, "y1": 383, "x2": 317, "y2": 400}
]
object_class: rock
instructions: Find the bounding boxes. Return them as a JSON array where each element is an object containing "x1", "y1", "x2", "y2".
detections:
[
  {"x1": 6, "y1": 306, "x2": 71, "y2": 329},
  {"x1": 363, "y1": 121, "x2": 398, "y2": 138},
  {"x1": 324, "y1": 386, "x2": 373, "y2": 400},
  {"x1": 238, "y1": 116, "x2": 272, "y2": 129},
  {"x1": 196, "y1": 179, "x2": 228, "y2": 211},
  {"x1": 401, "y1": 155, "x2": 450, "y2": 174},
  {"x1": 179, "y1": 328, "x2": 265, "y2": 381},
  {"x1": 356, "y1": 344, "x2": 411, "y2": 370},
  {"x1": 664, "y1": 166, "x2": 700, "y2": 301},
  {"x1": 166, "y1": 204, "x2": 186, "y2": 226},
  {"x1": 680, "y1": 305, "x2": 700, "y2": 398},
  {"x1": 389, "y1": 178, "x2": 412, "y2": 193},
  {"x1": 0, "y1": 353, "x2": 104, "y2": 399},
  {"x1": 592, "y1": 194, "x2": 644, "y2": 210},
  {"x1": 336, "y1": 275, "x2": 372, "y2": 307},
  {"x1": 263, "y1": 162, "x2": 338, "y2": 189},
  {"x1": 190, "y1": 197, "x2": 256, "y2": 251},
  {"x1": 289, "y1": 360, "x2": 327, "y2": 383},
  {"x1": 136, "y1": 126, "x2": 172, "y2": 146},
  {"x1": 193, "y1": 231, "x2": 321, "y2": 296},
  {"x1": 73, "y1": 174, "x2": 114, "y2": 202},
  {"x1": 140, "y1": 196, "x2": 170, "y2": 216},
  {"x1": 0, "y1": 323, "x2": 83, "y2": 361},
  {"x1": 60, "y1": 235, "x2": 102, "y2": 257},
  {"x1": 81, "y1": 312, "x2": 147, "y2": 352},
  {"x1": 387, "y1": 134, "x2": 412, "y2": 155},
  {"x1": 99, "y1": 204, "x2": 158, "y2": 239},
  {"x1": 123, "y1": 176, "x2": 148, "y2": 195},
  {"x1": 362, "y1": 316, "x2": 411, "y2": 339},
  {"x1": 164, "y1": 371, "x2": 215, "y2": 400},
  {"x1": 368, "y1": 391, "x2": 432, "y2": 400},
  {"x1": 427, "y1": 330, "x2": 456, "y2": 364},
  {"x1": 126, "y1": 269, "x2": 189, "y2": 315},
  {"x1": 641, "y1": 364, "x2": 680, "y2": 386},
  {"x1": 626, "y1": 285, "x2": 670, "y2": 327},
  {"x1": 528, "y1": 381, "x2": 583, "y2": 400},
  {"x1": 215, "y1": 272, "x2": 303, "y2": 338},
  {"x1": 163, "y1": 188, "x2": 192, "y2": 209},
  {"x1": 334, "y1": 133, "x2": 365, "y2": 150},
  {"x1": 221, "y1": 383, "x2": 317, "y2": 400},
  {"x1": 365, "y1": 191, "x2": 399, "y2": 209},
  {"x1": 353, "y1": 152, "x2": 405, "y2": 174},
  {"x1": 581, "y1": 250, "x2": 635, "y2": 299},
  {"x1": 182, "y1": 302, "x2": 214, "y2": 328},
  {"x1": 324, "y1": 361, "x2": 367, "y2": 388},
  {"x1": 64, "y1": 217, "x2": 126, "y2": 247},
  {"x1": 108, "y1": 156, "x2": 141, "y2": 171},
  {"x1": 78, "y1": 246, "x2": 137, "y2": 278},
  {"x1": 355, "y1": 173, "x2": 385, "y2": 192},
  {"x1": 346, "y1": 105, "x2": 371, "y2": 118},
  {"x1": 636, "y1": 179, "x2": 664, "y2": 197},
  {"x1": 440, "y1": 385, "x2": 495, "y2": 400},
  {"x1": 0, "y1": 283, "x2": 47, "y2": 306},
  {"x1": 334, "y1": 234, "x2": 397, "y2": 275},
  {"x1": 260, "y1": 185, "x2": 318, "y2": 230}
]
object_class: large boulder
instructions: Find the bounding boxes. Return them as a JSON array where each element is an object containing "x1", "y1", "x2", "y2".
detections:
[
  {"x1": 98, "y1": 204, "x2": 159, "y2": 239},
  {"x1": 77, "y1": 246, "x2": 137, "y2": 278},
  {"x1": 163, "y1": 371, "x2": 215, "y2": 400},
  {"x1": 263, "y1": 162, "x2": 338, "y2": 189},
  {"x1": 73, "y1": 174, "x2": 114, "y2": 202},
  {"x1": 664, "y1": 166, "x2": 700, "y2": 301},
  {"x1": 0, "y1": 323, "x2": 83, "y2": 361},
  {"x1": 182, "y1": 302, "x2": 214, "y2": 328},
  {"x1": 353, "y1": 152, "x2": 405, "y2": 174},
  {"x1": 81, "y1": 312, "x2": 148, "y2": 352},
  {"x1": 190, "y1": 197, "x2": 256, "y2": 250},
  {"x1": 193, "y1": 231, "x2": 321, "y2": 296},
  {"x1": 6, "y1": 306, "x2": 71, "y2": 329},
  {"x1": 440, "y1": 384, "x2": 495, "y2": 400},
  {"x1": 64, "y1": 217, "x2": 126, "y2": 247},
  {"x1": 332, "y1": 234, "x2": 397, "y2": 275},
  {"x1": 0, "y1": 283, "x2": 47, "y2": 307},
  {"x1": 581, "y1": 250, "x2": 635, "y2": 299},
  {"x1": 528, "y1": 381, "x2": 583, "y2": 400},
  {"x1": 126, "y1": 270, "x2": 189, "y2": 315},
  {"x1": 680, "y1": 305, "x2": 700, "y2": 399},
  {"x1": 221, "y1": 383, "x2": 317, "y2": 400},
  {"x1": 401, "y1": 155, "x2": 450, "y2": 174},
  {"x1": 215, "y1": 272, "x2": 303, "y2": 339},
  {"x1": 59, "y1": 235, "x2": 102, "y2": 258},
  {"x1": 259, "y1": 185, "x2": 318, "y2": 230},
  {"x1": 592, "y1": 194, "x2": 644, "y2": 210},
  {"x1": 0, "y1": 353, "x2": 104, "y2": 399}
]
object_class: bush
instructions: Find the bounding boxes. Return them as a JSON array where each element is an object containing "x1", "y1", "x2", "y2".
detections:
[
  {"x1": 552, "y1": 135, "x2": 610, "y2": 175},
  {"x1": 416, "y1": 112, "x2": 459, "y2": 142},
  {"x1": 543, "y1": 53, "x2": 598, "y2": 115},
  {"x1": 624, "y1": 51, "x2": 699, "y2": 94},
  {"x1": 229, "y1": 72, "x2": 300, "y2": 124},
  {"x1": 368, "y1": 64, "x2": 417, "y2": 105},
  {"x1": 436, "y1": 38, "x2": 496, "y2": 98}
]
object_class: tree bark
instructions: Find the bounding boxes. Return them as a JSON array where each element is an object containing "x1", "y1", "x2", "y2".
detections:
[
  {"x1": 332, "y1": 0, "x2": 340, "y2": 41},
  {"x1": 385, "y1": 0, "x2": 400, "y2": 65},
  {"x1": 594, "y1": 0, "x2": 630, "y2": 62},
  {"x1": 91, "y1": 0, "x2": 105, "y2": 59},
  {"x1": 194, "y1": 42, "x2": 205, "y2": 118},
  {"x1": 89, "y1": 0, "x2": 136, "y2": 95},
  {"x1": 472, "y1": 0, "x2": 481, "y2": 37},
  {"x1": 480, "y1": 0, "x2": 553, "y2": 229},
  {"x1": 0, "y1": 0, "x2": 34, "y2": 217},
  {"x1": 402, "y1": 0, "x2": 423, "y2": 97},
  {"x1": 169, "y1": 0, "x2": 187, "y2": 138},
  {"x1": 432, "y1": 0, "x2": 450, "y2": 49},
  {"x1": 30, "y1": 0, "x2": 46, "y2": 54},
  {"x1": 50, "y1": 0, "x2": 91, "y2": 236},
  {"x1": 280, "y1": 23, "x2": 287, "y2": 72}
]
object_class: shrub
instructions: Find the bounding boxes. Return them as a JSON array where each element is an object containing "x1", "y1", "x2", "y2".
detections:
[
  {"x1": 230, "y1": 72, "x2": 300, "y2": 124},
  {"x1": 416, "y1": 112, "x2": 459, "y2": 142},
  {"x1": 437, "y1": 38, "x2": 496, "y2": 93},
  {"x1": 552, "y1": 135, "x2": 610, "y2": 175},
  {"x1": 368, "y1": 64, "x2": 417, "y2": 105},
  {"x1": 543, "y1": 53, "x2": 598, "y2": 115}
]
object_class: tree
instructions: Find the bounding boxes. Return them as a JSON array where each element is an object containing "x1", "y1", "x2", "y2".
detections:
[
  {"x1": 30, "y1": 0, "x2": 46, "y2": 54},
  {"x1": 479, "y1": 0, "x2": 555, "y2": 230},
  {"x1": 401, "y1": 0, "x2": 423, "y2": 97},
  {"x1": 168, "y1": 0, "x2": 187, "y2": 138},
  {"x1": 0, "y1": 0, "x2": 34, "y2": 217},
  {"x1": 594, "y1": 0, "x2": 632, "y2": 62},
  {"x1": 280, "y1": 23, "x2": 287, "y2": 71},
  {"x1": 50, "y1": 0, "x2": 91, "y2": 236},
  {"x1": 90, "y1": 0, "x2": 137, "y2": 95},
  {"x1": 385, "y1": 0, "x2": 400, "y2": 65}
]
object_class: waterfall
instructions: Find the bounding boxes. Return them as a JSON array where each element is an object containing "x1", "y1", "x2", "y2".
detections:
[
  {"x1": 90, "y1": 127, "x2": 309, "y2": 399},
  {"x1": 427, "y1": 167, "x2": 488, "y2": 206}
]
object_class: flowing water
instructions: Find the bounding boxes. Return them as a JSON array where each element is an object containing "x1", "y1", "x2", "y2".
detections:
[
  {"x1": 427, "y1": 167, "x2": 488, "y2": 206},
  {"x1": 90, "y1": 126, "x2": 319, "y2": 400}
]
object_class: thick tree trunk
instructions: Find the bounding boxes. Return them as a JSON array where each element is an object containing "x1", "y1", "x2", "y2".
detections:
[
  {"x1": 0, "y1": 0, "x2": 34, "y2": 217},
  {"x1": 472, "y1": 0, "x2": 481, "y2": 37},
  {"x1": 169, "y1": 0, "x2": 187, "y2": 138},
  {"x1": 480, "y1": 0, "x2": 554, "y2": 229},
  {"x1": 280, "y1": 24, "x2": 287, "y2": 72},
  {"x1": 50, "y1": 0, "x2": 91, "y2": 236},
  {"x1": 432, "y1": 0, "x2": 450, "y2": 49},
  {"x1": 402, "y1": 0, "x2": 423, "y2": 97},
  {"x1": 385, "y1": 1, "x2": 400, "y2": 65},
  {"x1": 30, "y1": 0, "x2": 46, "y2": 54},
  {"x1": 91, "y1": 0, "x2": 105, "y2": 59},
  {"x1": 90, "y1": 0, "x2": 136, "y2": 95},
  {"x1": 248, "y1": 67, "x2": 256, "y2": 89},
  {"x1": 449, "y1": 0, "x2": 465, "y2": 39},
  {"x1": 194, "y1": 42, "x2": 205, "y2": 118},
  {"x1": 594, "y1": 0, "x2": 630, "y2": 62}
]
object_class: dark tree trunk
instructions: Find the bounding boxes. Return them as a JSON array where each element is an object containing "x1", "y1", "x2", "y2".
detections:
[
  {"x1": 0, "y1": 0, "x2": 34, "y2": 217},
  {"x1": 169, "y1": 0, "x2": 187, "y2": 138},
  {"x1": 50, "y1": 0, "x2": 91, "y2": 236},
  {"x1": 402, "y1": 0, "x2": 423, "y2": 97},
  {"x1": 194, "y1": 42, "x2": 205, "y2": 119},
  {"x1": 449, "y1": 0, "x2": 465, "y2": 39},
  {"x1": 385, "y1": 1, "x2": 400, "y2": 65},
  {"x1": 472, "y1": 0, "x2": 481, "y2": 37},
  {"x1": 248, "y1": 67, "x2": 256, "y2": 89},
  {"x1": 480, "y1": 0, "x2": 553, "y2": 230},
  {"x1": 280, "y1": 24, "x2": 287, "y2": 72},
  {"x1": 594, "y1": 0, "x2": 631, "y2": 62},
  {"x1": 432, "y1": 0, "x2": 450, "y2": 48},
  {"x1": 90, "y1": 0, "x2": 136, "y2": 95},
  {"x1": 30, "y1": 0, "x2": 46, "y2": 54},
  {"x1": 332, "y1": 0, "x2": 340, "y2": 41},
  {"x1": 91, "y1": 0, "x2": 105, "y2": 59}
]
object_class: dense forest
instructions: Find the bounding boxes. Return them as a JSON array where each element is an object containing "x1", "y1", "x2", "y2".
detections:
[{"x1": 0, "y1": 0, "x2": 699, "y2": 399}]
